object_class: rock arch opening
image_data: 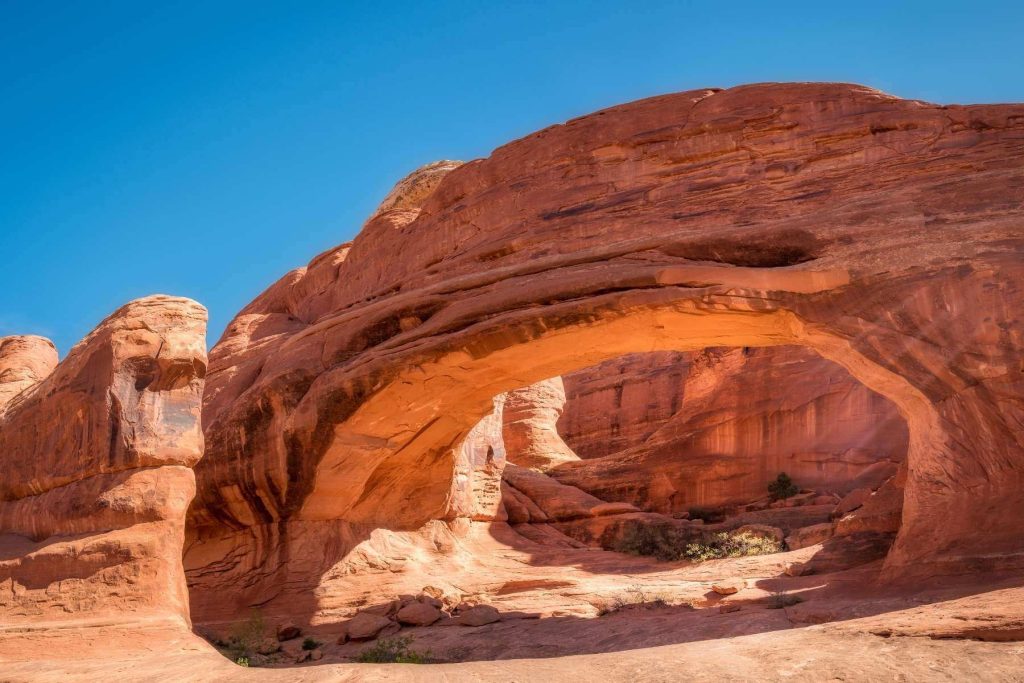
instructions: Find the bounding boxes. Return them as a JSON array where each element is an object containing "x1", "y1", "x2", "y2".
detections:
[
  {"x1": 179, "y1": 83, "x2": 1024, "y2": 667},
  {"x1": 456, "y1": 344, "x2": 909, "y2": 572},
  {"x1": 186, "y1": 297, "x2": 932, "y2": 641}
]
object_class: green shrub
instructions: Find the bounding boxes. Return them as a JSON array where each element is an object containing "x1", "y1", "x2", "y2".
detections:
[
  {"x1": 356, "y1": 636, "x2": 429, "y2": 664},
  {"x1": 608, "y1": 522, "x2": 693, "y2": 561},
  {"x1": 222, "y1": 609, "x2": 265, "y2": 665},
  {"x1": 684, "y1": 531, "x2": 782, "y2": 562},
  {"x1": 302, "y1": 636, "x2": 322, "y2": 651},
  {"x1": 768, "y1": 472, "x2": 799, "y2": 501}
]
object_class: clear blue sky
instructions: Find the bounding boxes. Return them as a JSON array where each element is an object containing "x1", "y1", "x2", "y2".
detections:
[{"x1": 2, "y1": 1, "x2": 1022, "y2": 354}]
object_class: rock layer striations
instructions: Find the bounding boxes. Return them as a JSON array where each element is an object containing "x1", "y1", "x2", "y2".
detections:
[
  {"x1": 0, "y1": 296, "x2": 206, "y2": 631},
  {"x1": 182, "y1": 83, "x2": 1024, "y2": 619}
]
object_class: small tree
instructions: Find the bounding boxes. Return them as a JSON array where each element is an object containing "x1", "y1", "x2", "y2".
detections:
[{"x1": 768, "y1": 472, "x2": 799, "y2": 501}]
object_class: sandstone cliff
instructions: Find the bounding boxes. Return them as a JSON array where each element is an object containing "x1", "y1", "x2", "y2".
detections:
[{"x1": 553, "y1": 346, "x2": 907, "y2": 513}]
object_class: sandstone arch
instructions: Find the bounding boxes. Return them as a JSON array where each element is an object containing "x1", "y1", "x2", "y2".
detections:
[{"x1": 188, "y1": 83, "x2": 1024, "y2": 625}]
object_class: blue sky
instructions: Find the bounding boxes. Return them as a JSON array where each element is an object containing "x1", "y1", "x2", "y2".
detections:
[{"x1": 2, "y1": 1, "x2": 1022, "y2": 354}]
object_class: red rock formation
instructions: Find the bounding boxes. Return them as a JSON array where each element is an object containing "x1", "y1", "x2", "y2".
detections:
[
  {"x1": 0, "y1": 336, "x2": 58, "y2": 415},
  {"x1": 449, "y1": 395, "x2": 507, "y2": 522},
  {"x1": 552, "y1": 346, "x2": 907, "y2": 513},
  {"x1": 559, "y1": 351, "x2": 690, "y2": 459},
  {"x1": 187, "y1": 82, "x2": 1024, "y2": 633},
  {"x1": 0, "y1": 296, "x2": 206, "y2": 629},
  {"x1": 503, "y1": 378, "x2": 581, "y2": 469}
]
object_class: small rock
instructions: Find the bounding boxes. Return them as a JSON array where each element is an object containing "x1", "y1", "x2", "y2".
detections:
[
  {"x1": 456, "y1": 604, "x2": 501, "y2": 626},
  {"x1": 310, "y1": 648, "x2": 323, "y2": 661},
  {"x1": 719, "y1": 604, "x2": 741, "y2": 613},
  {"x1": 257, "y1": 638, "x2": 282, "y2": 655},
  {"x1": 276, "y1": 623, "x2": 301, "y2": 641},
  {"x1": 397, "y1": 601, "x2": 442, "y2": 626},
  {"x1": 295, "y1": 650, "x2": 311, "y2": 663},
  {"x1": 344, "y1": 612, "x2": 395, "y2": 640},
  {"x1": 785, "y1": 561, "x2": 808, "y2": 577},
  {"x1": 711, "y1": 583, "x2": 741, "y2": 596}
]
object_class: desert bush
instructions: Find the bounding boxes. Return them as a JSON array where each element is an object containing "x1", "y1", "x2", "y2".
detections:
[
  {"x1": 768, "y1": 472, "x2": 799, "y2": 501},
  {"x1": 684, "y1": 531, "x2": 782, "y2": 562},
  {"x1": 221, "y1": 609, "x2": 265, "y2": 666},
  {"x1": 767, "y1": 591, "x2": 804, "y2": 609},
  {"x1": 608, "y1": 521, "x2": 694, "y2": 561},
  {"x1": 356, "y1": 635, "x2": 429, "y2": 664},
  {"x1": 302, "y1": 637, "x2": 322, "y2": 651},
  {"x1": 597, "y1": 584, "x2": 673, "y2": 615}
]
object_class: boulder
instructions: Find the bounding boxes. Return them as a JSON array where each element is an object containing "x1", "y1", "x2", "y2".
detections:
[
  {"x1": 834, "y1": 488, "x2": 873, "y2": 517},
  {"x1": 396, "y1": 601, "x2": 442, "y2": 626},
  {"x1": 343, "y1": 613, "x2": 395, "y2": 640},
  {"x1": 418, "y1": 595, "x2": 444, "y2": 609},
  {"x1": 835, "y1": 475, "x2": 904, "y2": 537},
  {"x1": 784, "y1": 562, "x2": 808, "y2": 577},
  {"x1": 712, "y1": 582, "x2": 742, "y2": 596},
  {"x1": 457, "y1": 605, "x2": 501, "y2": 627}
]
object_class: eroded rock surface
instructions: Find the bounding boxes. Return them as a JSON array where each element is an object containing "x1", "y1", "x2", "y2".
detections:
[
  {"x1": 186, "y1": 84, "x2": 1024, "y2": 633},
  {"x1": 552, "y1": 346, "x2": 907, "y2": 513},
  {"x1": 0, "y1": 296, "x2": 206, "y2": 632}
]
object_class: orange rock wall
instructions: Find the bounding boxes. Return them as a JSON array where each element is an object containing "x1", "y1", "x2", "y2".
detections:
[
  {"x1": 0, "y1": 296, "x2": 206, "y2": 627},
  {"x1": 553, "y1": 347, "x2": 907, "y2": 512},
  {"x1": 559, "y1": 351, "x2": 689, "y2": 459}
]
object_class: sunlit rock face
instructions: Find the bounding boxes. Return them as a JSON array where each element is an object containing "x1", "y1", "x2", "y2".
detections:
[
  {"x1": 0, "y1": 296, "x2": 206, "y2": 628},
  {"x1": 558, "y1": 351, "x2": 690, "y2": 459},
  {"x1": 503, "y1": 378, "x2": 581, "y2": 470},
  {"x1": 553, "y1": 346, "x2": 907, "y2": 513},
  {"x1": 186, "y1": 82, "x2": 1024, "y2": 628}
]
